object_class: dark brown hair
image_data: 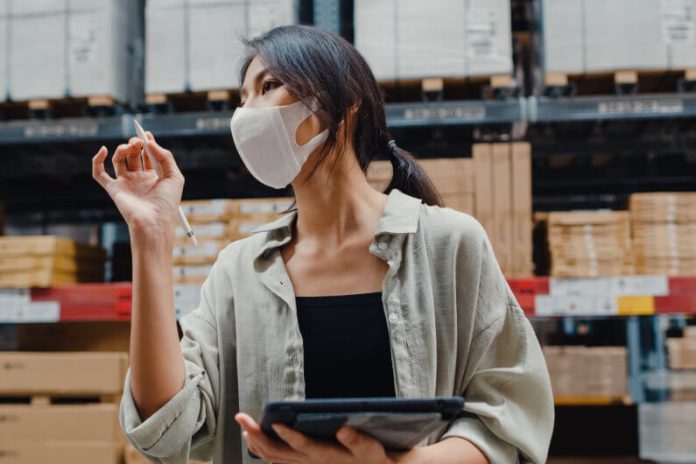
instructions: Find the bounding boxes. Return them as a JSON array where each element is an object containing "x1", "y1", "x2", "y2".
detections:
[{"x1": 239, "y1": 25, "x2": 442, "y2": 206}]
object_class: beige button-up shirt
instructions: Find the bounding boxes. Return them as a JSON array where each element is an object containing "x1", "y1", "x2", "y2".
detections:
[{"x1": 120, "y1": 189, "x2": 554, "y2": 464}]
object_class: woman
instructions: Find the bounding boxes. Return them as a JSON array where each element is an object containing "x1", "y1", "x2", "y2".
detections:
[{"x1": 92, "y1": 25, "x2": 553, "y2": 464}]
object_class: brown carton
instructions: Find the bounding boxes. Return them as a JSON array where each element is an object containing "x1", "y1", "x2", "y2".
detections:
[
  {"x1": 492, "y1": 143, "x2": 513, "y2": 275},
  {"x1": 0, "y1": 442, "x2": 122, "y2": 464},
  {"x1": 473, "y1": 144, "x2": 494, "y2": 240},
  {"x1": 511, "y1": 142, "x2": 533, "y2": 277},
  {"x1": 0, "y1": 352, "x2": 128, "y2": 395},
  {"x1": 0, "y1": 404, "x2": 120, "y2": 443}
]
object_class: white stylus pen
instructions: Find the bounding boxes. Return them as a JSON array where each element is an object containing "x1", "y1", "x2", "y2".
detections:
[{"x1": 134, "y1": 119, "x2": 198, "y2": 246}]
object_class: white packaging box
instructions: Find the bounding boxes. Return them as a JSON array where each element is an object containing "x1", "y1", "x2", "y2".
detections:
[
  {"x1": 145, "y1": 0, "x2": 188, "y2": 94},
  {"x1": 354, "y1": 0, "x2": 512, "y2": 81},
  {"x1": 8, "y1": 0, "x2": 141, "y2": 103},
  {"x1": 584, "y1": 0, "x2": 666, "y2": 71},
  {"x1": 542, "y1": 0, "x2": 696, "y2": 74},
  {"x1": 0, "y1": 0, "x2": 9, "y2": 102},
  {"x1": 146, "y1": 0, "x2": 297, "y2": 95}
]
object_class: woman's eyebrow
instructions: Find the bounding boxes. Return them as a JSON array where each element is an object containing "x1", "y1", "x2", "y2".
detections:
[{"x1": 240, "y1": 68, "x2": 270, "y2": 99}]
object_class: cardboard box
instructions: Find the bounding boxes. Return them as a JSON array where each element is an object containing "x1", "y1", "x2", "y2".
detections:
[
  {"x1": 667, "y1": 337, "x2": 696, "y2": 370},
  {"x1": 0, "y1": 352, "x2": 128, "y2": 395},
  {"x1": 492, "y1": 144, "x2": 513, "y2": 275},
  {"x1": 546, "y1": 211, "x2": 633, "y2": 277},
  {"x1": 542, "y1": 0, "x2": 696, "y2": 75},
  {"x1": 0, "y1": 442, "x2": 122, "y2": 464},
  {"x1": 355, "y1": 0, "x2": 512, "y2": 80},
  {"x1": 9, "y1": 0, "x2": 142, "y2": 103},
  {"x1": 473, "y1": 144, "x2": 494, "y2": 238},
  {"x1": 366, "y1": 160, "x2": 393, "y2": 192},
  {"x1": 0, "y1": 404, "x2": 120, "y2": 443},
  {"x1": 146, "y1": 0, "x2": 296, "y2": 94},
  {"x1": 543, "y1": 346, "x2": 628, "y2": 398},
  {"x1": 173, "y1": 240, "x2": 227, "y2": 266},
  {"x1": 173, "y1": 264, "x2": 214, "y2": 284},
  {"x1": 0, "y1": 236, "x2": 106, "y2": 261},
  {"x1": 511, "y1": 142, "x2": 533, "y2": 277}
]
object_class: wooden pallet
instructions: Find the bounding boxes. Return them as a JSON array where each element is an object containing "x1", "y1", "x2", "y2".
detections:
[
  {"x1": 145, "y1": 88, "x2": 239, "y2": 113},
  {"x1": 544, "y1": 69, "x2": 696, "y2": 96},
  {"x1": 379, "y1": 75, "x2": 519, "y2": 102},
  {"x1": 0, "y1": 95, "x2": 126, "y2": 120},
  {"x1": 0, "y1": 392, "x2": 121, "y2": 406}
]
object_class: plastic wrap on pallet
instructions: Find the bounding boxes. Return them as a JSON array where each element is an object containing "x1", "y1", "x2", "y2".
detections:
[
  {"x1": 146, "y1": 0, "x2": 297, "y2": 94},
  {"x1": 354, "y1": 0, "x2": 512, "y2": 81},
  {"x1": 0, "y1": 1, "x2": 9, "y2": 102},
  {"x1": 7, "y1": 0, "x2": 143, "y2": 104},
  {"x1": 541, "y1": 0, "x2": 696, "y2": 74}
]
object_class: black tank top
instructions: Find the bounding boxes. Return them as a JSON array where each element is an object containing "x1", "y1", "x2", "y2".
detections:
[{"x1": 295, "y1": 292, "x2": 396, "y2": 399}]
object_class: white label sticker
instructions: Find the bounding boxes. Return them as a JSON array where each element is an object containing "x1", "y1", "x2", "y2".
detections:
[
  {"x1": 661, "y1": 0, "x2": 696, "y2": 44},
  {"x1": 466, "y1": 8, "x2": 498, "y2": 58},
  {"x1": 0, "y1": 301, "x2": 60, "y2": 323},
  {"x1": 69, "y1": 14, "x2": 99, "y2": 65},
  {"x1": 535, "y1": 295, "x2": 617, "y2": 317},
  {"x1": 173, "y1": 284, "x2": 202, "y2": 319}
]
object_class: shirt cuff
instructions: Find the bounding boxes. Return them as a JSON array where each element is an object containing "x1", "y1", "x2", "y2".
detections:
[
  {"x1": 119, "y1": 361, "x2": 206, "y2": 459},
  {"x1": 440, "y1": 415, "x2": 518, "y2": 464}
]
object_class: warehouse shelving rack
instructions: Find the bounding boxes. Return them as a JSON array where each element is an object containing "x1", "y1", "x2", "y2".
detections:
[{"x1": 1, "y1": 0, "x2": 696, "y2": 461}]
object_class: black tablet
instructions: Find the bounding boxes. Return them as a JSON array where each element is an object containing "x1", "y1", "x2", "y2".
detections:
[{"x1": 250, "y1": 397, "x2": 463, "y2": 458}]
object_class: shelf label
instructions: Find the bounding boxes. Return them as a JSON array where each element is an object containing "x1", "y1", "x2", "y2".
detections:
[
  {"x1": 195, "y1": 116, "x2": 231, "y2": 132},
  {"x1": 597, "y1": 99, "x2": 684, "y2": 115},
  {"x1": 23, "y1": 121, "x2": 100, "y2": 139},
  {"x1": 535, "y1": 295, "x2": 617, "y2": 316},
  {"x1": 550, "y1": 276, "x2": 669, "y2": 297},
  {"x1": 403, "y1": 105, "x2": 486, "y2": 122},
  {"x1": 0, "y1": 301, "x2": 60, "y2": 323}
]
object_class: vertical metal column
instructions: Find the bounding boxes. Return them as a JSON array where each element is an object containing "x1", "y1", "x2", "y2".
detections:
[
  {"x1": 627, "y1": 316, "x2": 645, "y2": 403},
  {"x1": 313, "y1": 0, "x2": 341, "y2": 35}
]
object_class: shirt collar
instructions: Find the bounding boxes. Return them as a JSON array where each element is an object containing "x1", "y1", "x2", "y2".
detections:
[{"x1": 251, "y1": 189, "x2": 422, "y2": 260}]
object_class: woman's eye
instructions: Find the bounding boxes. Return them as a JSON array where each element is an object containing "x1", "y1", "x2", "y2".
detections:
[{"x1": 262, "y1": 80, "x2": 279, "y2": 94}]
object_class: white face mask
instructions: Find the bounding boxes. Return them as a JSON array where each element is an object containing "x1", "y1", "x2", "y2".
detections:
[{"x1": 230, "y1": 99, "x2": 329, "y2": 189}]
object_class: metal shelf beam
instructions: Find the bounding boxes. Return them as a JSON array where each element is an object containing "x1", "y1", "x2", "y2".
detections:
[{"x1": 2, "y1": 94, "x2": 696, "y2": 145}]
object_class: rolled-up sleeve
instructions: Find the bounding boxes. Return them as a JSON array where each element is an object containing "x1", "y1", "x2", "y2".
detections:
[
  {"x1": 441, "y1": 225, "x2": 554, "y2": 463},
  {"x1": 119, "y1": 267, "x2": 221, "y2": 463}
]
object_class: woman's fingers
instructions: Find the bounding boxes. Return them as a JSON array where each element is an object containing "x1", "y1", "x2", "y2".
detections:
[
  {"x1": 126, "y1": 137, "x2": 145, "y2": 172},
  {"x1": 236, "y1": 414, "x2": 302, "y2": 463},
  {"x1": 145, "y1": 132, "x2": 181, "y2": 179},
  {"x1": 92, "y1": 146, "x2": 114, "y2": 189},
  {"x1": 112, "y1": 143, "x2": 134, "y2": 176},
  {"x1": 336, "y1": 426, "x2": 383, "y2": 457}
]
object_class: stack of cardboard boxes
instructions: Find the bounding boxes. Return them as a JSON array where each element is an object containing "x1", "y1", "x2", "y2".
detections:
[
  {"x1": 174, "y1": 198, "x2": 292, "y2": 284},
  {"x1": 0, "y1": 0, "x2": 143, "y2": 105},
  {"x1": 667, "y1": 328, "x2": 696, "y2": 370},
  {"x1": 0, "y1": 236, "x2": 106, "y2": 287},
  {"x1": 145, "y1": 0, "x2": 297, "y2": 95},
  {"x1": 542, "y1": 0, "x2": 696, "y2": 77},
  {"x1": 543, "y1": 211, "x2": 633, "y2": 277},
  {"x1": 354, "y1": 0, "x2": 513, "y2": 81},
  {"x1": 543, "y1": 346, "x2": 628, "y2": 399},
  {"x1": 630, "y1": 192, "x2": 696, "y2": 276},
  {"x1": 367, "y1": 143, "x2": 533, "y2": 277},
  {"x1": 473, "y1": 143, "x2": 533, "y2": 278},
  {"x1": 0, "y1": 352, "x2": 128, "y2": 464}
]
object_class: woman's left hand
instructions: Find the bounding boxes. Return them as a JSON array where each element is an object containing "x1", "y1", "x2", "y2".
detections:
[{"x1": 235, "y1": 412, "x2": 407, "y2": 464}]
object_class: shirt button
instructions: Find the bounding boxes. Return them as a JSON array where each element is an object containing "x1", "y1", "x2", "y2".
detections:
[
  {"x1": 388, "y1": 313, "x2": 399, "y2": 323},
  {"x1": 378, "y1": 242, "x2": 388, "y2": 251}
]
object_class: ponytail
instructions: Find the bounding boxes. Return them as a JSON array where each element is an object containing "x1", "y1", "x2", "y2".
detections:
[{"x1": 384, "y1": 139, "x2": 443, "y2": 207}]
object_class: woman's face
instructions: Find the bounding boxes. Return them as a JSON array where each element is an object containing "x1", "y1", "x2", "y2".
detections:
[{"x1": 239, "y1": 55, "x2": 323, "y2": 147}]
